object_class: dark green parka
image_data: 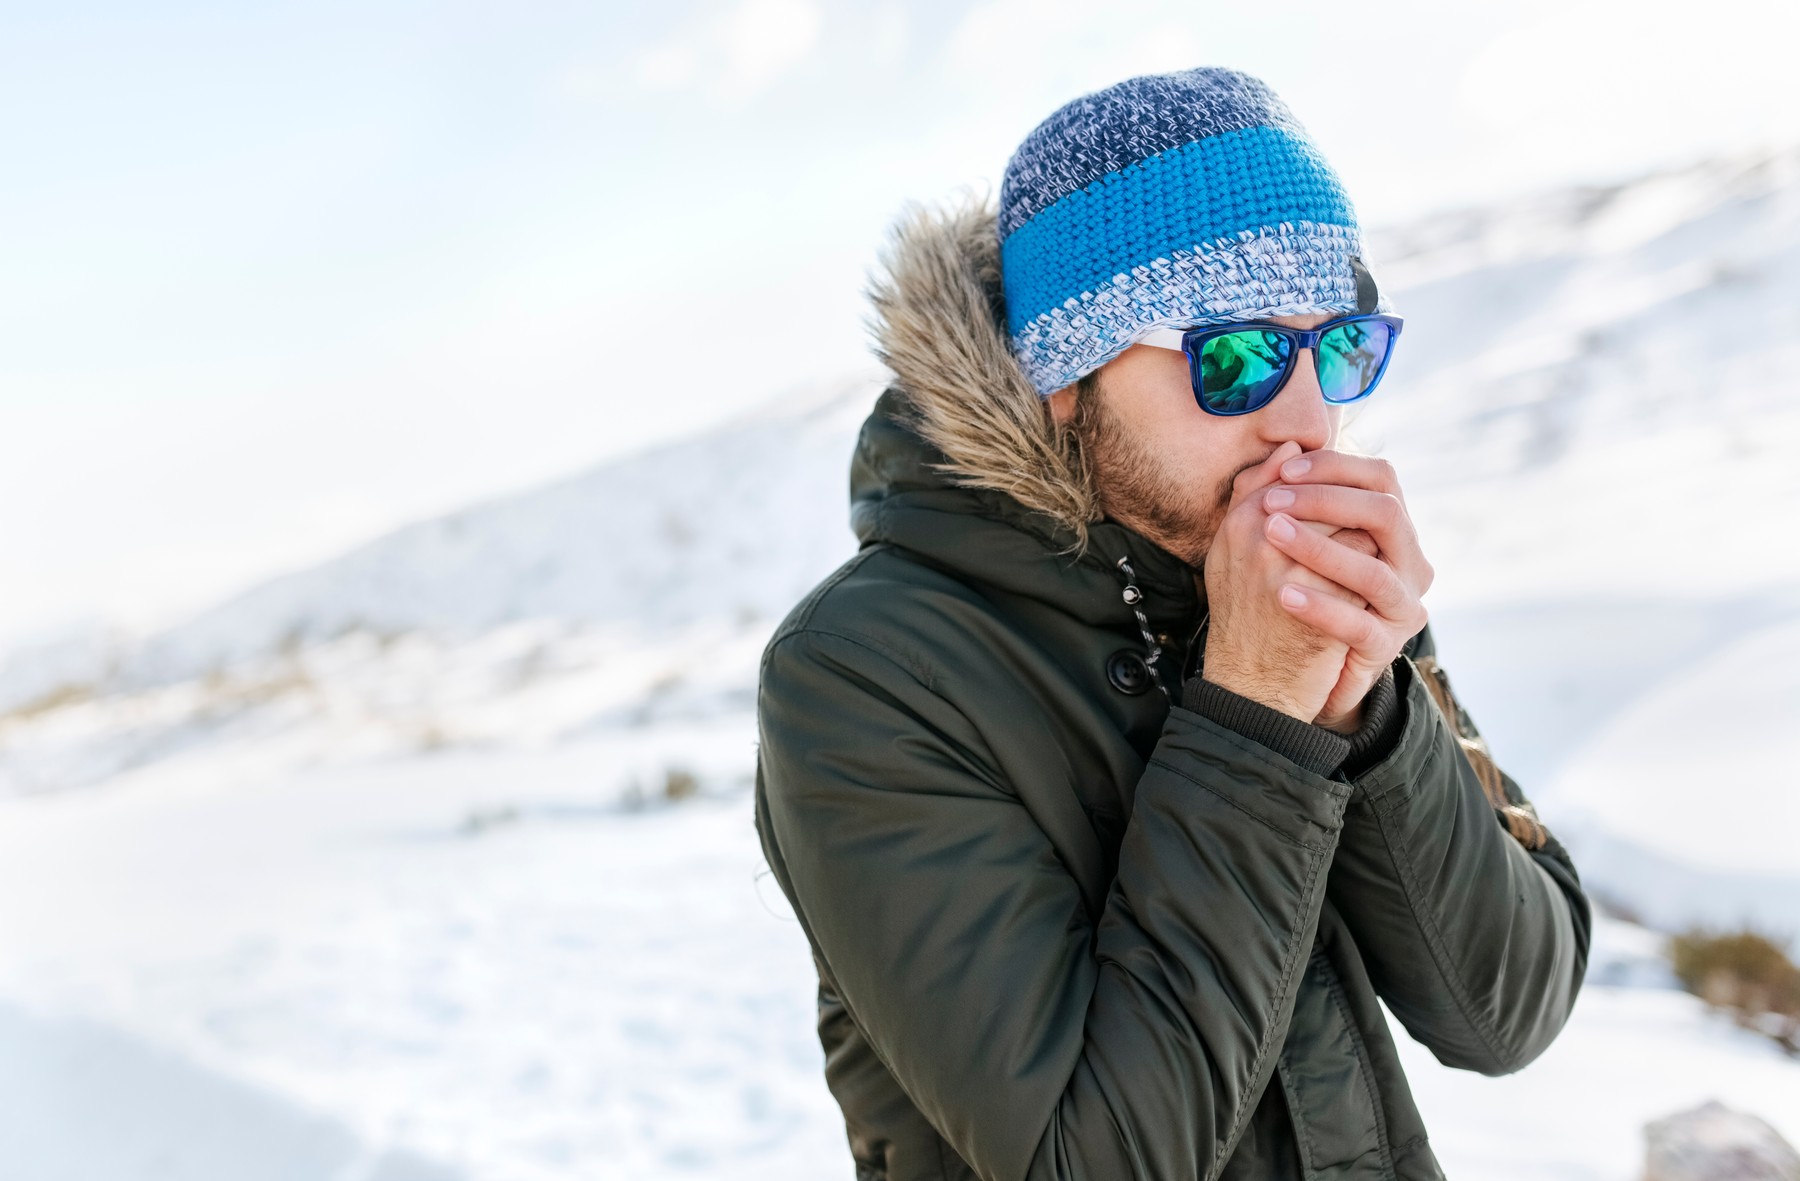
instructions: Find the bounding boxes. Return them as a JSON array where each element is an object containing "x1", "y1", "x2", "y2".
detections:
[{"x1": 753, "y1": 199, "x2": 1591, "y2": 1181}]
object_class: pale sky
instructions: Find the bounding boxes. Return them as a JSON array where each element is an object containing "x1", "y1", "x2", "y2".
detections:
[{"x1": 3, "y1": 0, "x2": 1797, "y2": 644}]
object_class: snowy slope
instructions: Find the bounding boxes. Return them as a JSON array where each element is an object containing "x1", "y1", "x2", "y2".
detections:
[
  {"x1": 6, "y1": 146, "x2": 1792, "y2": 692},
  {"x1": 2, "y1": 144, "x2": 1799, "y2": 1181},
  {"x1": 5, "y1": 147, "x2": 1794, "y2": 676},
  {"x1": 0, "y1": 739, "x2": 1795, "y2": 1181},
  {"x1": 0, "y1": 373, "x2": 884, "y2": 731},
  {"x1": 6, "y1": 145, "x2": 1797, "y2": 918},
  {"x1": 136, "y1": 377, "x2": 882, "y2": 687},
  {"x1": 0, "y1": 375, "x2": 883, "y2": 793},
  {"x1": 1351, "y1": 144, "x2": 1800, "y2": 605}
]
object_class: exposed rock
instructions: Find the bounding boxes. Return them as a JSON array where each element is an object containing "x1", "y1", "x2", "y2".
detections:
[{"x1": 1644, "y1": 1100, "x2": 1800, "y2": 1181}]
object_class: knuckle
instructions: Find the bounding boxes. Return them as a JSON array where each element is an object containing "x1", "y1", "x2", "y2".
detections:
[
  {"x1": 1359, "y1": 616, "x2": 1384, "y2": 648},
  {"x1": 1379, "y1": 569, "x2": 1407, "y2": 609},
  {"x1": 1378, "y1": 492, "x2": 1403, "y2": 529}
]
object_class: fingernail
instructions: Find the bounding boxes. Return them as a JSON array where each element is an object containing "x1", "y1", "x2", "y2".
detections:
[
  {"x1": 1281, "y1": 457, "x2": 1311, "y2": 479},
  {"x1": 1267, "y1": 513, "x2": 1296, "y2": 541},
  {"x1": 1264, "y1": 487, "x2": 1295, "y2": 510},
  {"x1": 1279, "y1": 585, "x2": 1307, "y2": 608}
]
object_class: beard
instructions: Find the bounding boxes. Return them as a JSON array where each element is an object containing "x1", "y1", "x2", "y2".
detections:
[{"x1": 1071, "y1": 383, "x2": 1238, "y2": 570}]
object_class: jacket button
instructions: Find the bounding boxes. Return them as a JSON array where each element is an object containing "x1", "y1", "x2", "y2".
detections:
[{"x1": 1106, "y1": 650, "x2": 1152, "y2": 695}]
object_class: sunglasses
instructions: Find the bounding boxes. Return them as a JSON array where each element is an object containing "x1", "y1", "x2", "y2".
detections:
[{"x1": 1137, "y1": 313, "x2": 1405, "y2": 416}]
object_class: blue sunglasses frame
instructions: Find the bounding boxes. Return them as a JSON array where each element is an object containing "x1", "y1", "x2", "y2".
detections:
[{"x1": 1139, "y1": 312, "x2": 1405, "y2": 417}]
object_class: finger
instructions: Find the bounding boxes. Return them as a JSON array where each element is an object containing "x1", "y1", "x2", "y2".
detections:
[
  {"x1": 1231, "y1": 439, "x2": 1305, "y2": 503},
  {"x1": 1271, "y1": 533, "x2": 1369, "y2": 608},
  {"x1": 1264, "y1": 523, "x2": 1370, "y2": 609},
  {"x1": 1294, "y1": 518, "x2": 1375, "y2": 551},
  {"x1": 1328, "y1": 526, "x2": 1379, "y2": 559},
  {"x1": 1274, "y1": 581, "x2": 1401, "y2": 665},
  {"x1": 1279, "y1": 449, "x2": 1405, "y2": 503},
  {"x1": 1264, "y1": 513, "x2": 1421, "y2": 624},
  {"x1": 1284, "y1": 561, "x2": 1369, "y2": 609},
  {"x1": 1260, "y1": 484, "x2": 1431, "y2": 593}
]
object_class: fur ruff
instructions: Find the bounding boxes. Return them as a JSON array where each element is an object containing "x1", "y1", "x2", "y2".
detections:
[{"x1": 864, "y1": 193, "x2": 1102, "y2": 554}]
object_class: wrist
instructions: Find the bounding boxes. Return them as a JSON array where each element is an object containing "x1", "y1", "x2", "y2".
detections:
[
  {"x1": 1340, "y1": 665, "x2": 1404, "y2": 778},
  {"x1": 1199, "y1": 669, "x2": 1311, "y2": 724},
  {"x1": 1182, "y1": 675, "x2": 1352, "y2": 778}
]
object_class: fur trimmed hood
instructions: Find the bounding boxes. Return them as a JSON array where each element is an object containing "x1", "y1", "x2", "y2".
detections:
[{"x1": 863, "y1": 194, "x2": 1102, "y2": 551}]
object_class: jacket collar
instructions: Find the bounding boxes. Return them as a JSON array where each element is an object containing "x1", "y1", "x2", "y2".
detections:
[{"x1": 849, "y1": 196, "x2": 1203, "y2": 639}]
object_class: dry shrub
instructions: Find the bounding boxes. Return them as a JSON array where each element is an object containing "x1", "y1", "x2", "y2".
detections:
[
  {"x1": 1, "y1": 682, "x2": 96, "y2": 724},
  {"x1": 1667, "y1": 926, "x2": 1800, "y2": 1055},
  {"x1": 662, "y1": 767, "x2": 700, "y2": 802}
]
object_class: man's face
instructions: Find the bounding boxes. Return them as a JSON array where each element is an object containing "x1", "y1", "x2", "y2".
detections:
[{"x1": 1047, "y1": 312, "x2": 1344, "y2": 570}]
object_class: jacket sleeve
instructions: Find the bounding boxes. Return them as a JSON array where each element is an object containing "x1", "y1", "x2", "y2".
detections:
[
  {"x1": 1323, "y1": 622, "x2": 1593, "y2": 1075},
  {"x1": 754, "y1": 626, "x2": 1353, "y2": 1181}
]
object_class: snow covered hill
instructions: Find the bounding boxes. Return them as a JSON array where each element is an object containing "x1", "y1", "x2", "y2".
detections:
[
  {"x1": 1, "y1": 741, "x2": 1795, "y2": 1181},
  {"x1": 135, "y1": 379, "x2": 883, "y2": 683},
  {"x1": 5, "y1": 143, "x2": 1797, "y2": 932},
  {"x1": 0, "y1": 376, "x2": 884, "y2": 795},
  {"x1": 3, "y1": 144, "x2": 1799, "y2": 1181}
]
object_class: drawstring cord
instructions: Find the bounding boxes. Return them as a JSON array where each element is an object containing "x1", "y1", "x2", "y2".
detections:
[
  {"x1": 1115, "y1": 555, "x2": 1211, "y2": 703},
  {"x1": 1114, "y1": 556, "x2": 1171, "y2": 701}
]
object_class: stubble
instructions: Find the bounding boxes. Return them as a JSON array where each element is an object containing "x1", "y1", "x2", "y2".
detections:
[{"x1": 1071, "y1": 383, "x2": 1237, "y2": 569}]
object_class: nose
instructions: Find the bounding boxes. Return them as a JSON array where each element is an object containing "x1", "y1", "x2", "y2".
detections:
[{"x1": 1258, "y1": 346, "x2": 1334, "y2": 452}]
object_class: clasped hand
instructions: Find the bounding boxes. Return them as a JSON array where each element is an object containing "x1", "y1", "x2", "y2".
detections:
[{"x1": 1200, "y1": 439, "x2": 1433, "y2": 734}]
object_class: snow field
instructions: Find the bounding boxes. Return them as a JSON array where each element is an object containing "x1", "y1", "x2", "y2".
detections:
[
  {"x1": 2, "y1": 736, "x2": 1796, "y2": 1180},
  {"x1": 2, "y1": 144, "x2": 1798, "y2": 1178},
  {"x1": 0, "y1": 728, "x2": 855, "y2": 1180}
]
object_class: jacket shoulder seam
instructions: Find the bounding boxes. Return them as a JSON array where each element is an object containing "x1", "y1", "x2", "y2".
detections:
[
  {"x1": 770, "y1": 545, "x2": 888, "y2": 641},
  {"x1": 766, "y1": 622, "x2": 942, "y2": 697}
]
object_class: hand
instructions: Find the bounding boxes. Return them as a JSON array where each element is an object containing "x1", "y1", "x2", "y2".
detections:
[
  {"x1": 1199, "y1": 441, "x2": 1382, "y2": 724},
  {"x1": 1256, "y1": 450, "x2": 1433, "y2": 731}
]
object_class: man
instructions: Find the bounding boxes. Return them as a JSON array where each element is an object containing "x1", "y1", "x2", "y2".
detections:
[{"x1": 753, "y1": 66, "x2": 1590, "y2": 1181}]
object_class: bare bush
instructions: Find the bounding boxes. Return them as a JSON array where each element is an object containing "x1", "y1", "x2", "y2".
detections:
[
  {"x1": 662, "y1": 767, "x2": 699, "y2": 802},
  {"x1": 1667, "y1": 926, "x2": 1800, "y2": 1055}
]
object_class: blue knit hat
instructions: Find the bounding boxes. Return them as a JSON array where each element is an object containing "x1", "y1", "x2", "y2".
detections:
[{"x1": 999, "y1": 66, "x2": 1394, "y2": 398}]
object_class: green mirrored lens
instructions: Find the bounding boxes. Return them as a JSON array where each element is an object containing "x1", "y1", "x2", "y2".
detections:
[
  {"x1": 1318, "y1": 320, "x2": 1392, "y2": 403},
  {"x1": 1198, "y1": 329, "x2": 1293, "y2": 413}
]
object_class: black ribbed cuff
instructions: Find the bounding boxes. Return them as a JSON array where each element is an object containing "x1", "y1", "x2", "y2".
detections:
[
  {"x1": 1181, "y1": 676, "x2": 1351, "y2": 778},
  {"x1": 1339, "y1": 664, "x2": 1404, "y2": 779}
]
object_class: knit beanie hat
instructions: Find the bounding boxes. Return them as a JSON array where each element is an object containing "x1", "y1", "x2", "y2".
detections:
[{"x1": 999, "y1": 66, "x2": 1394, "y2": 398}]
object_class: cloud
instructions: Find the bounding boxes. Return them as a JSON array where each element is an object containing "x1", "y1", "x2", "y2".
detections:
[{"x1": 632, "y1": 0, "x2": 825, "y2": 103}]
